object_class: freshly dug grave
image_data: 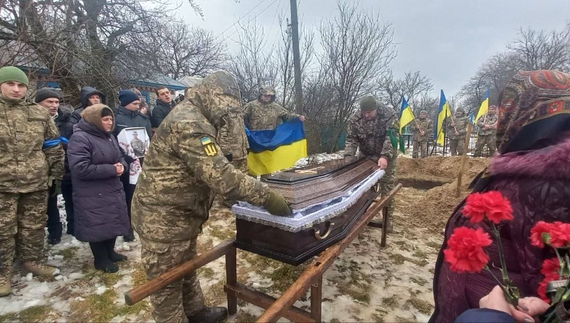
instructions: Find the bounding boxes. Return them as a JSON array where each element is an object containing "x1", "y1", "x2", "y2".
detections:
[
  {"x1": 398, "y1": 156, "x2": 489, "y2": 187},
  {"x1": 405, "y1": 157, "x2": 489, "y2": 234}
]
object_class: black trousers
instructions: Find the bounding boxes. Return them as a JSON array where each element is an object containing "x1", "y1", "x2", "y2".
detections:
[
  {"x1": 46, "y1": 185, "x2": 62, "y2": 239},
  {"x1": 46, "y1": 177, "x2": 75, "y2": 239}
]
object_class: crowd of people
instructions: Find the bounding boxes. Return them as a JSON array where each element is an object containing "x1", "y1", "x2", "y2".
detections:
[{"x1": 1, "y1": 63, "x2": 569, "y2": 323}]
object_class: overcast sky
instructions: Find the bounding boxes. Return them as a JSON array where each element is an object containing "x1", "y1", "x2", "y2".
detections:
[{"x1": 173, "y1": 0, "x2": 570, "y2": 97}]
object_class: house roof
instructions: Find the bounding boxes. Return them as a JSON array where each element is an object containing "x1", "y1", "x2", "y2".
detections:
[{"x1": 128, "y1": 74, "x2": 186, "y2": 91}]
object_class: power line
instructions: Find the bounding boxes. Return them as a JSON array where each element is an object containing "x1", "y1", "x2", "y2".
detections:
[
  {"x1": 214, "y1": 0, "x2": 271, "y2": 41},
  {"x1": 222, "y1": 0, "x2": 280, "y2": 42}
]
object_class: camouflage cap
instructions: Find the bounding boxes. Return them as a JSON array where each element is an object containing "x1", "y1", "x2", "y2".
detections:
[
  {"x1": 259, "y1": 86, "x2": 276, "y2": 96},
  {"x1": 359, "y1": 96, "x2": 377, "y2": 111},
  {"x1": 186, "y1": 71, "x2": 242, "y2": 129},
  {"x1": 420, "y1": 110, "x2": 428, "y2": 114},
  {"x1": 456, "y1": 107, "x2": 465, "y2": 114}
]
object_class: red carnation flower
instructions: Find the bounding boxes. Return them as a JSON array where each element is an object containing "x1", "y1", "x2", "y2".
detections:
[
  {"x1": 531, "y1": 221, "x2": 554, "y2": 248},
  {"x1": 483, "y1": 191, "x2": 514, "y2": 224},
  {"x1": 549, "y1": 223, "x2": 570, "y2": 248},
  {"x1": 444, "y1": 227, "x2": 492, "y2": 273},
  {"x1": 462, "y1": 191, "x2": 514, "y2": 224},
  {"x1": 462, "y1": 193, "x2": 487, "y2": 223},
  {"x1": 541, "y1": 258, "x2": 561, "y2": 277},
  {"x1": 538, "y1": 274, "x2": 560, "y2": 304}
]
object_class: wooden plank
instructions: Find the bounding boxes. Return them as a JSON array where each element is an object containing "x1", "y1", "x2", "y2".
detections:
[
  {"x1": 124, "y1": 239, "x2": 234, "y2": 306},
  {"x1": 381, "y1": 207, "x2": 388, "y2": 248},
  {"x1": 256, "y1": 184, "x2": 402, "y2": 322},
  {"x1": 224, "y1": 283, "x2": 315, "y2": 323},
  {"x1": 225, "y1": 247, "x2": 238, "y2": 315}
]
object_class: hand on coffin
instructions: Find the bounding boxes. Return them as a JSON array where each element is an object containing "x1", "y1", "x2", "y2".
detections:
[
  {"x1": 378, "y1": 157, "x2": 388, "y2": 170},
  {"x1": 343, "y1": 155, "x2": 356, "y2": 164},
  {"x1": 263, "y1": 191, "x2": 293, "y2": 216}
]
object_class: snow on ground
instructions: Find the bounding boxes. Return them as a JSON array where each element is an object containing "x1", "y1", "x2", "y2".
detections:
[{"x1": 0, "y1": 156, "x2": 444, "y2": 322}]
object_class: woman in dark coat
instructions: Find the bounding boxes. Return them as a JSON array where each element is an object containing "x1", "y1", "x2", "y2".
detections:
[
  {"x1": 67, "y1": 104, "x2": 130, "y2": 273},
  {"x1": 430, "y1": 70, "x2": 570, "y2": 322}
]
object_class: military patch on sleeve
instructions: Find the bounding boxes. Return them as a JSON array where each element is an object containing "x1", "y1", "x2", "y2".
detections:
[{"x1": 201, "y1": 136, "x2": 217, "y2": 156}]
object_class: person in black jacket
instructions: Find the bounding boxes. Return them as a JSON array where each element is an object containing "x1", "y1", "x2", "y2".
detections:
[
  {"x1": 150, "y1": 87, "x2": 175, "y2": 127},
  {"x1": 35, "y1": 88, "x2": 74, "y2": 244},
  {"x1": 70, "y1": 86, "x2": 106, "y2": 125},
  {"x1": 114, "y1": 90, "x2": 152, "y2": 242}
]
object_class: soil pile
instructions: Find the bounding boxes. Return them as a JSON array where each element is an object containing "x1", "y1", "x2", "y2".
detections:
[
  {"x1": 402, "y1": 157, "x2": 489, "y2": 234},
  {"x1": 398, "y1": 156, "x2": 489, "y2": 183}
]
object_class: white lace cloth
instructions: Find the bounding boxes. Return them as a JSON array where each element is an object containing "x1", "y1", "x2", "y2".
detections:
[{"x1": 232, "y1": 169, "x2": 384, "y2": 233}]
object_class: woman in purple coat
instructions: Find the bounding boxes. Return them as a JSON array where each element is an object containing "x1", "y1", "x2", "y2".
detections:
[
  {"x1": 430, "y1": 70, "x2": 570, "y2": 322},
  {"x1": 67, "y1": 104, "x2": 130, "y2": 273}
]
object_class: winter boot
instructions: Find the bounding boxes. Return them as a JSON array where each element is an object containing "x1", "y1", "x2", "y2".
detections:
[
  {"x1": 187, "y1": 307, "x2": 228, "y2": 323},
  {"x1": 105, "y1": 238, "x2": 127, "y2": 263},
  {"x1": 123, "y1": 228, "x2": 135, "y2": 242},
  {"x1": 22, "y1": 261, "x2": 58, "y2": 277},
  {"x1": 0, "y1": 275, "x2": 11, "y2": 297},
  {"x1": 89, "y1": 242, "x2": 118, "y2": 273},
  {"x1": 47, "y1": 235, "x2": 61, "y2": 245}
]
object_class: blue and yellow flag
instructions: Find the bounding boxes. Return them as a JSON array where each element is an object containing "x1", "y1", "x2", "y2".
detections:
[
  {"x1": 435, "y1": 90, "x2": 452, "y2": 145},
  {"x1": 475, "y1": 86, "x2": 491, "y2": 123},
  {"x1": 246, "y1": 119, "x2": 308, "y2": 176},
  {"x1": 399, "y1": 97, "x2": 415, "y2": 133}
]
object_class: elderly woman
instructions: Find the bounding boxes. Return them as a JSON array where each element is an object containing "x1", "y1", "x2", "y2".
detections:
[
  {"x1": 430, "y1": 70, "x2": 570, "y2": 322},
  {"x1": 67, "y1": 104, "x2": 130, "y2": 273}
]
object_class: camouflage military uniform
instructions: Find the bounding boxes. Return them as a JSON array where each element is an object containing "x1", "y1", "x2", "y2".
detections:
[
  {"x1": 474, "y1": 113, "x2": 498, "y2": 157},
  {"x1": 0, "y1": 96, "x2": 65, "y2": 290},
  {"x1": 131, "y1": 137, "x2": 145, "y2": 156},
  {"x1": 132, "y1": 72, "x2": 272, "y2": 323},
  {"x1": 217, "y1": 105, "x2": 249, "y2": 173},
  {"x1": 447, "y1": 110, "x2": 469, "y2": 156},
  {"x1": 412, "y1": 117, "x2": 433, "y2": 158},
  {"x1": 244, "y1": 87, "x2": 300, "y2": 131},
  {"x1": 345, "y1": 106, "x2": 397, "y2": 229}
]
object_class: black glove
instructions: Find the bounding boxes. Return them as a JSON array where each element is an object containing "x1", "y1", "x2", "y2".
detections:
[
  {"x1": 263, "y1": 191, "x2": 292, "y2": 216},
  {"x1": 225, "y1": 153, "x2": 233, "y2": 162},
  {"x1": 50, "y1": 179, "x2": 62, "y2": 197}
]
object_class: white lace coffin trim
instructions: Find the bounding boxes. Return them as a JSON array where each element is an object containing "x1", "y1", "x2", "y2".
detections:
[{"x1": 232, "y1": 169, "x2": 384, "y2": 233}]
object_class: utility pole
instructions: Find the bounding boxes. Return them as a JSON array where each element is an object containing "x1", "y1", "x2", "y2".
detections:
[{"x1": 290, "y1": 0, "x2": 303, "y2": 115}]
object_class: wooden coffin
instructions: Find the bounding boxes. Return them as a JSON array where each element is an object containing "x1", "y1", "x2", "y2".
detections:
[{"x1": 233, "y1": 159, "x2": 382, "y2": 266}]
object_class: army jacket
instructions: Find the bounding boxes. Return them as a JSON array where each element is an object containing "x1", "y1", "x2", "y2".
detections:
[
  {"x1": 413, "y1": 118, "x2": 433, "y2": 142},
  {"x1": 447, "y1": 116, "x2": 469, "y2": 139},
  {"x1": 133, "y1": 95, "x2": 271, "y2": 242},
  {"x1": 477, "y1": 113, "x2": 498, "y2": 136},
  {"x1": 0, "y1": 97, "x2": 65, "y2": 193},
  {"x1": 217, "y1": 106, "x2": 248, "y2": 161},
  {"x1": 244, "y1": 100, "x2": 299, "y2": 131},
  {"x1": 345, "y1": 109, "x2": 395, "y2": 162}
]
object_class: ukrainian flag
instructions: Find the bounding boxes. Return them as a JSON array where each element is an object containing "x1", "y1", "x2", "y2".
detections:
[
  {"x1": 246, "y1": 118, "x2": 308, "y2": 175},
  {"x1": 475, "y1": 86, "x2": 491, "y2": 123},
  {"x1": 399, "y1": 97, "x2": 415, "y2": 133},
  {"x1": 436, "y1": 90, "x2": 452, "y2": 145}
]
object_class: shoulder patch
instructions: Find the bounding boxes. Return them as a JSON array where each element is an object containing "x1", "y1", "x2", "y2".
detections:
[{"x1": 201, "y1": 136, "x2": 217, "y2": 156}]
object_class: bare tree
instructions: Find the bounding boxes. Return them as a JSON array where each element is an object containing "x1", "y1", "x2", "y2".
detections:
[
  {"x1": 226, "y1": 21, "x2": 279, "y2": 104},
  {"x1": 143, "y1": 21, "x2": 226, "y2": 79},
  {"x1": 378, "y1": 71, "x2": 433, "y2": 110},
  {"x1": 318, "y1": 1, "x2": 397, "y2": 151},
  {"x1": 509, "y1": 27, "x2": 570, "y2": 71}
]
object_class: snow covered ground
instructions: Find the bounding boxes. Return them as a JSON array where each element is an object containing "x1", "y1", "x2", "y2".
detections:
[{"x1": 0, "y1": 161, "x2": 442, "y2": 322}]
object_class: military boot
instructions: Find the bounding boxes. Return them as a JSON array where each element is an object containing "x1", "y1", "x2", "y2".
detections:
[
  {"x1": 187, "y1": 307, "x2": 228, "y2": 323},
  {"x1": 22, "y1": 261, "x2": 58, "y2": 277},
  {"x1": 0, "y1": 273, "x2": 11, "y2": 297}
]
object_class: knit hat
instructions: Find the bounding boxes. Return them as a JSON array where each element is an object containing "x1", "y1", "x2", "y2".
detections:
[
  {"x1": 0, "y1": 66, "x2": 29, "y2": 87},
  {"x1": 101, "y1": 107, "x2": 114, "y2": 117},
  {"x1": 35, "y1": 88, "x2": 61, "y2": 103},
  {"x1": 359, "y1": 96, "x2": 377, "y2": 111},
  {"x1": 119, "y1": 90, "x2": 140, "y2": 107}
]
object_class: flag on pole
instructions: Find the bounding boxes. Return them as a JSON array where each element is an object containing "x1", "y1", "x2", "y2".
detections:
[
  {"x1": 435, "y1": 90, "x2": 452, "y2": 145},
  {"x1": 475, "y1": 86, "x2": 491, "y2": 123},
  {"x1": 399, "y1": 97, "x2": 415, "y2": 133}
]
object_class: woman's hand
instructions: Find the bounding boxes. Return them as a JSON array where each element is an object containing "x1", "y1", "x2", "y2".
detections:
[
  {"x1": 480, "y1": 286, "x2": 549, "y2": 323},
  {"x1": 115, "y1": 163, "x2": 124, "y2": 176}
]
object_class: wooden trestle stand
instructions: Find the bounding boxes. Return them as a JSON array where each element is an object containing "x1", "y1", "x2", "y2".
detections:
[{"x1": 125, "y1": 184, "x2": 402, "y2": 323}]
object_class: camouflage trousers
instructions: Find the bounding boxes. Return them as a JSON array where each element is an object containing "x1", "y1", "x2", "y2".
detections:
[
  {"x1": 474, "y1": 135, "x2": 496, "y2": 157},
  {"x1": 449, "y1": 138, "x2": 465, "y2": 156},
  {"x1": 141, "y1": 236, "x2": 204, "y2": 323},
  {"x1": 0, "y1": 191, "x2": 48, "y2": 278},
  {"x1": 378, "y1": 154, "x2": 397, "y2": 228},
  {"x1": 412, "y1": 140, "x2": 428, "y2": 158}
]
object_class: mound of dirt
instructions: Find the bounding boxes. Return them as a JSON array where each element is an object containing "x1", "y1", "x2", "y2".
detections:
[
  {"x1": 398, "y1": 156, "x2": 489, "y2": 183},
  {"x1": 404, "y1": 157, "x2": 489, "y2": 234}
]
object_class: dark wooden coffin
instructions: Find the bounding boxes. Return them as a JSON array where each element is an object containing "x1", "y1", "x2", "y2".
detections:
[{"x1": 234, "y1": 159, "x2": 380, "y2": 266}]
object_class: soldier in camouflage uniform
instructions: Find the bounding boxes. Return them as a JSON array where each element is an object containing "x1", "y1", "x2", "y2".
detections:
[
  {"x1": 0, "y1": 67, "x2": 65, "y2": 297},
  {"x1": 412, "y1": 110, "x2": 433, "y2": 158},
  {"x1": 447, "y1": 107, "x2": 469, "y2": 156},
  {"x1": 132, "y1": 71, "x2": 292, "y2": 323},
  {"x1": 344, "y1": 96, "x2": 397, "y2": 232},
  {"x1": 474, "y1": 105, "x2": 499, "y2": 157},
  {"x1": 244, "y1": 86, "x2": 306, "y2": 131}
]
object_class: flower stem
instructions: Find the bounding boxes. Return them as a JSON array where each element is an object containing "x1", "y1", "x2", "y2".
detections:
[
  {"x1": 492, "y1": 223, "x2": 510, "y2": 282},
  {"x1": 555, "y1": 248, "x2": 565, "y2": 278}
]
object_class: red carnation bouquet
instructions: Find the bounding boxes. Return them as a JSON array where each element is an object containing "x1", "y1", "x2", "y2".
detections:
[{"x1": 443, "y1": 191, "x2": 519, "y2": 305}]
